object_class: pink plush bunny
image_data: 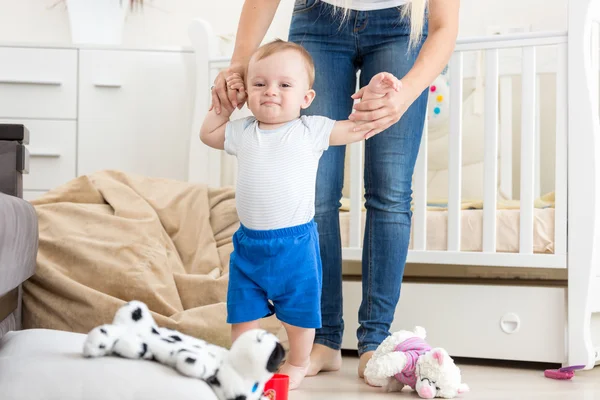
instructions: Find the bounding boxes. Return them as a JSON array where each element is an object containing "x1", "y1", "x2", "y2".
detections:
[{"x1": 363, "y1": 327, "x2": 469, "y2": 399}]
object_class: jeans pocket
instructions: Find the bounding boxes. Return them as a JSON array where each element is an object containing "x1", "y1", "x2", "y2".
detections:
[{"x1": 293, "y1": 0, "x2": 319, "y2": 14}]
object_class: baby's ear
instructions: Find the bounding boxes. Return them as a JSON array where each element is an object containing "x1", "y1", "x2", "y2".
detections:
[{"x1": 301, "y1": 89, "x2": 316, "y2": 109}]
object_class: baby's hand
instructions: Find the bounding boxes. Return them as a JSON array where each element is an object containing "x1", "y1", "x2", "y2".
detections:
[
  {"x1": 225, "y1": 73, "x2": 247, "y2": 109},
  {"x1": 365, "y1": 72, "x2": 401, "y2": 96}
]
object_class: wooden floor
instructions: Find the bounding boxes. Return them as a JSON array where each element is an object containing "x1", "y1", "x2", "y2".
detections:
[{"x1": 290, "y1": 355, "x2": 600, "y2": 399}]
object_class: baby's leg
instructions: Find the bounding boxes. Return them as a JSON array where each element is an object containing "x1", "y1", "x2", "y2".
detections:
[
  {"x1": 278, "y1": 322, "x2": 314, "y2": 390},
  {"x1": 231, "y1": 320, "x2": 261, "y2": 343}
]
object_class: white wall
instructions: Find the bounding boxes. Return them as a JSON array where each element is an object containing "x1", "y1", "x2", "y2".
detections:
[
  {"x1": 0, "y1": 0, "x2": 294, "y2": 49},
  {"x1": 0, "y1": 0, "x2": 567, "y2": 50},
  {"x1": 458, "y1": 0, "x2": 567, "y2": 36}
]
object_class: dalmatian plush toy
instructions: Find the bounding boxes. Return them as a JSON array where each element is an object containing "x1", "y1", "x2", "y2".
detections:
[
  {"x1": 83, "y1": 301, "x2": 285, "y2": 400},
  {"x1": 363, "y1": 326, "x2": 469, "y2": 399}
]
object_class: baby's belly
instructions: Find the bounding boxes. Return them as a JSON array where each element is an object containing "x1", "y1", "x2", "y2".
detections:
[{"x1": 235, "y1": 176, "x2": 314, "y2": 231}]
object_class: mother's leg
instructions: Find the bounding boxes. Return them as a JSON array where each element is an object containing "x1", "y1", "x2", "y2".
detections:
[
  {"x1": 288, "y1": 4, "x2": 358, "y2": 376},
  {"x1": 356, "y1": 18, "x2": 429, "y2": 376}
]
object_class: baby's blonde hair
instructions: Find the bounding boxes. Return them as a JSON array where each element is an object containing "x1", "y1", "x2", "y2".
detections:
[
  {"x1": 334, "y1": 0, "x2": 427, "y2": 48},
  {"x1": 249, "y1": 39, "x2": 316, "y2": 88}
]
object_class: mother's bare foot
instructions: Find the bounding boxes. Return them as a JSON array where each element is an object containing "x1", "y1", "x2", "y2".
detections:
[{"x1": 306, "y1": 344, "x2": 342, "y2": 376}]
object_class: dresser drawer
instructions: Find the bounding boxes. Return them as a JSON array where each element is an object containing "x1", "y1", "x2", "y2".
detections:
[
  {"x1": 0, "y1": 119, "x2": 77, "y2": 191},
  {"x1": 342, "y1": 280, "x2": 566, "y2": 363},
  {"x1": 0, "y1": 47, "x2": 77, "y2": 119},
  {"x1": 77, "y1": 49, "x2": 194, "y2": 180}
]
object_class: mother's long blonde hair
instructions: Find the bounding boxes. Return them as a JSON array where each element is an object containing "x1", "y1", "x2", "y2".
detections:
[{"x1": 333, "y1": 0, "x2": 427, "y2": 47}]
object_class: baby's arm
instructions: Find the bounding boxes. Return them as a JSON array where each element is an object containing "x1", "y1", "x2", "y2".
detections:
[
  {"x1": 200, "y1": 74, "x2": 246, "y2": 150},
  {"x1": 200, "y1": 108, "x2": 230, "y2": 150},
  {"x1": 329, "y1": 72, "x2": 401, "y2": 146}
]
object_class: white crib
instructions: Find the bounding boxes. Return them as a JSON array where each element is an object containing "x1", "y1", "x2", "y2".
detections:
[{"x1": 186, "y1": 0, "x2": 600, "y2": 369}]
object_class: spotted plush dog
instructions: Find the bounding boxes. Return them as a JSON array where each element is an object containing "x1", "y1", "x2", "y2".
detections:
[{"x1": 83, "y1": 301, "x2": 285, "y2": 400}]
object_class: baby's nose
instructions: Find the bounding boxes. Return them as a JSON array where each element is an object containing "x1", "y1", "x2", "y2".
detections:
[{"x1": 265, "y1": 85, "x2": 278, "y2": 95}]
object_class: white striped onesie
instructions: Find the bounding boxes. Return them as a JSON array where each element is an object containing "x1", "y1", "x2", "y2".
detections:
[{"x1": 224, "y1": 115, "x2": 335, "y2": 231}]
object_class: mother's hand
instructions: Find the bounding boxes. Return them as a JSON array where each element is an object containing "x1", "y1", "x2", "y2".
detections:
[
  {"x1": 348, "y1": 82, "x2": 418, "y2": 139},
  {"x1": 210, "y1": 63, "x2": 247, "y2": 115}
]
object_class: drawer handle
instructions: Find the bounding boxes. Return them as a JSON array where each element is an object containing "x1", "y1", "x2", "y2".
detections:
[
  {"x1": 500, "y1": 312, "x2": 521, "y2": 334},
  {"x1": 94, "y1": 83, "x2": 122, "y2": 88},
  {"x1": 0, "y1": 79, "x2": 62, "y2": 86},
  {"x1": 30, "y1": 149, "x2": 61, "y2": 158}
]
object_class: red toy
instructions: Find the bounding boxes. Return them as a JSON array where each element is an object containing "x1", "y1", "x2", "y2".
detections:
[
  {"x1": 544, "y1": 365, "x2": 585, "y2": 380},
  {"x1": 263, "y1": 374, "x2": 289, "y2": 400}
]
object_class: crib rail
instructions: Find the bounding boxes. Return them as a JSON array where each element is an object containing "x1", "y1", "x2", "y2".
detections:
[{"x1": 342, "y1": 32, "x2": 570, "y2": 268}]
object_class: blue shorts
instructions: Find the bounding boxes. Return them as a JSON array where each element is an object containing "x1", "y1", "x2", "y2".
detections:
[{"x1": 226, "y1": 220, "x2": 322, "y2": 329}]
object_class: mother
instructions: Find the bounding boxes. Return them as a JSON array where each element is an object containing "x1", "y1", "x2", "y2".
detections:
[{"x1": 211, "y1": 0, "x2": 459, "y2": 379}]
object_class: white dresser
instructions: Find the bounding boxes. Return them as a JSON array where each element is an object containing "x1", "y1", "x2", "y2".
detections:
[{"x1": 0, "y1": 43, "x2": 196, "y2": 201}]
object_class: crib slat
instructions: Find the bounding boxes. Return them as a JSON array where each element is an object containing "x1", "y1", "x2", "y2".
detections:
[
  {"x1": 413, "y1": 117, "x2": 428, "y2": 251},
  {"x1": 499, "y1": 77, "x2": 513, "y2": 200},
  {"x1": 535, "y1": 75, "x2": 541, "y2": 199},
  {"x1": 554, "y1": 43, "x2": 567, "y2": 256},
  {"x1": 592, "y1": 23, "x2": 599, "y2": 112},
  {"x1": 483, "y1": 49, "x2": 499, "y2": 253},
  {"x1": 448, "y1": 52, "x2": 463, "y2": 252},
  {"x1": 349, "y1": 141, "x2": 363, "y2": 248},
  {"x1": 520, "y1": 47, "x2": 536, "y2": 254}
]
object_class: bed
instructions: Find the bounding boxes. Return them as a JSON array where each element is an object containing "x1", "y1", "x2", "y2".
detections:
[{"x1": 187, "y1": 0, "x2": 600, "y2": 369}]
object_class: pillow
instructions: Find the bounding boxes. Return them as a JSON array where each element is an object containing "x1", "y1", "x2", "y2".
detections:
[{"x1": 0, "y1": 329, "x2": 217, "y2": 400}]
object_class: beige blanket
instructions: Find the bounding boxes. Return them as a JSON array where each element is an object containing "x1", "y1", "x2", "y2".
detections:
[{"x1": 22, "y1": 170, "x2": 283, "y2": 348}]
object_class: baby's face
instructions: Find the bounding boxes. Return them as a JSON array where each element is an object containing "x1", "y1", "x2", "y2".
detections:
[{"x1": 246, "y1": 50, "x2": 315, "y2": 125}]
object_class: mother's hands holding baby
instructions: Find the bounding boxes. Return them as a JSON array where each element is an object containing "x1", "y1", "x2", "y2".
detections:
[
  {"x1": 210, "y1": 64, "x2": 247, "y2": 115},
  {"x1": 349, "y1": 77, "x2": 418, "y2": 139}
]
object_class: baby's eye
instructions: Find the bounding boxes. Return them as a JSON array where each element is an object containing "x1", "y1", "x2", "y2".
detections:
[
  {"x1": 254, "y1": 83, "x2": 265, "y2": 87},
  {"x1": 281, "y1": 83, "x2": 291, "y2": 88}
]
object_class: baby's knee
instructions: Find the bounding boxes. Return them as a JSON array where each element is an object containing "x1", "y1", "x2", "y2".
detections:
[
  {"x1": 231, "y1": 320, "x2": 261, "y2": 343},
  {"x1": 282, "y1": 322, "x2": 316, "y2": 337}
]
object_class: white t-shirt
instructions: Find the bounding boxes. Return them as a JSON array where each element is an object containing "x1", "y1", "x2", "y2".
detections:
[
  {"x1": 320, "y1": 0, "x2": 408, "y2": 11},
  {"x1": 224, "y1": 115, "x2": 335, "y2": 231}
]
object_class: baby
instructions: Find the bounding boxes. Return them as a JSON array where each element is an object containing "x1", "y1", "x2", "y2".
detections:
[{"x1": 200, "y1": 39, "x2": 401, "y2": 390}]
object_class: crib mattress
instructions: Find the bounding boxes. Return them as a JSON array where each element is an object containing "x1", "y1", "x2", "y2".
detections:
[{"x1": 339, "y1": 208, "x2": 555, "y2": 254}]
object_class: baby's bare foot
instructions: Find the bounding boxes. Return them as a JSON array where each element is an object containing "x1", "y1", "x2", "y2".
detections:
[
  {"x1": 306, "y1": 344, "x2": 342, "y2": 376},
  {"x1": 279, "y1": 360, "x2": 310, "y2": 390},
  {"x1": 358, "y1": 350, "x2": 375, "y2": 378}
]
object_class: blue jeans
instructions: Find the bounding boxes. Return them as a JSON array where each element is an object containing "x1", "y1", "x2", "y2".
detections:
[{"x1": 288, "y1": 0, "x2": 429, "y2": 355}]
